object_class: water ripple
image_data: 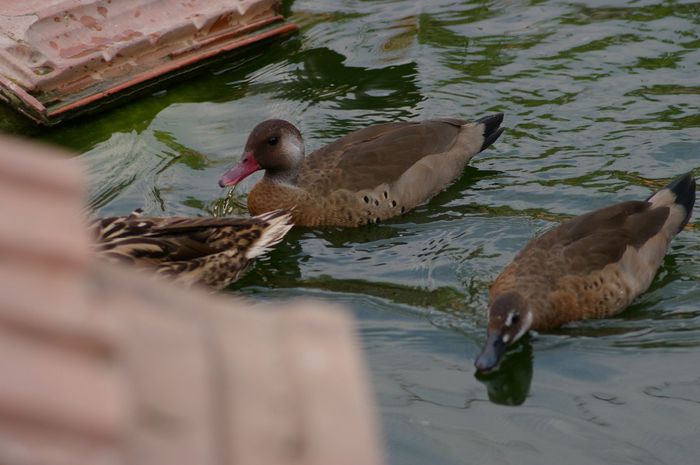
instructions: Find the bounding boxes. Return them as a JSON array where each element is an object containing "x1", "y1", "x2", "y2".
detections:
[{"x1": 10, "y1": 0, "x2": 700, "y2": 463}]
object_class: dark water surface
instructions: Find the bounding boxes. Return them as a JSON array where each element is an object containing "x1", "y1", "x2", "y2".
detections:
[{"x1": 5, "y1": 1, "x2": 700, "y2": 463}]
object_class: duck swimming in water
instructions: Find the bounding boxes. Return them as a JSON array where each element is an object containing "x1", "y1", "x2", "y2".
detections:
[
  {"x1": 219, "y1": 114, "x2": 504, "y2": 227},
  {"x1": 475, "y1": 172, "x2": 696, "y2": 372}
]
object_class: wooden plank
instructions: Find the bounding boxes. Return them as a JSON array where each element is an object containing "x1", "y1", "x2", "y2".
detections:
[
  {"x1": 0, "y1": 324, "x2": 128, "y2": 439},
  {"x1": 280, "y1": 306, "x2": 384, "y2": 465},
  {"x1": 0, "y1": 136, "x2": 127, "y2": 465},
  {"x1": 0, "y1": 137, "x2": 88, "y2": 268},
  {"x1": 103, "y1": 279, "x2": 220, "y2": 465},
  {"x1": 0, "y1": 0, "x2": 297, "y2": 124},
  {"x1": 0, "y1": 422, "x2": 124, "y2": 465},
  {"x1": 210, "y1": 303, "x2": 301, "y2": 465},
  {"x1": 0, "y1": 135, "x2": 385, "y2": 465}
]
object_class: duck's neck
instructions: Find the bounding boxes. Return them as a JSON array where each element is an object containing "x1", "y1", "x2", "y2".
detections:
[{"x1": 263, "y1": 167, "x2": 300, "y2": 186}]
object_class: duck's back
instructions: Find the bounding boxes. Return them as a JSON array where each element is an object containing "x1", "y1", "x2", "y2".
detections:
[
  {"x1": 92, "y1": 210, "x2": 292, "y2": 289},
  {"x1": 298, "y1": 119, "x2": 466, "y2": 193}
]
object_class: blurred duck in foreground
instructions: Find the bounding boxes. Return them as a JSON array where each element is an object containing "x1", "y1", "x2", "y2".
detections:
[
  {"x1": 219, "y1": 114, "x2": 504, "y2": 227},
  {"x1": 475, "y1": 172, "x2": 696, "y2": 372},
  {"x1": 91, "y1": 209, "x2": 292, "y2": 290}
]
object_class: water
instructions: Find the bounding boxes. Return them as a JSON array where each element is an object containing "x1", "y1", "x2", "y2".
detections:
[{"x1": 4, "y1": 0, "x2": 700, "y2": 463}]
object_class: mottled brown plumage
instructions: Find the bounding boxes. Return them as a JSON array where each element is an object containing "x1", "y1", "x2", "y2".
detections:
[
  {"x1": 475, "y1": 172, "x2": 696, "y2": 371},
  {"x1": 91, "y1": 209, "x2": 293, "y2": 289},
  {"x1": 219, "y1": 114, "x2": 505, "y2": 227}
]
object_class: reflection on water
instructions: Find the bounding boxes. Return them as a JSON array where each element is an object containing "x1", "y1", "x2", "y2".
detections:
[
  {"x1": 475, "y1": 338, "x2": 534, "y2": 406},
  {"x1": 4, "y1": 0, "x2": 700, "y2": 463},
  {"x1": 272, "y1": 47, "x2": 422, "y2": 116}
]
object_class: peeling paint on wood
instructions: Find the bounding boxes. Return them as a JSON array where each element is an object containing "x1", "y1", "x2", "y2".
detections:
[{"x1": 0, "y1": 0, "x2": 298, "y2": 125}]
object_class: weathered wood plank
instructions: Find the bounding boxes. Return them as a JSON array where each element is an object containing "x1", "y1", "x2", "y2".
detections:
[{"x1": 0, "y1": 135, "x2": 385, "y2": 465}]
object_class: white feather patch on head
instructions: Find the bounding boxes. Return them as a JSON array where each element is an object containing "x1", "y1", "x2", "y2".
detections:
[
  {"x1": 281, "y1": 133, "x2": 305, "y2": 163},
  {"x1": 513, "y1": 311, "x2": 533, "y2": 343}
]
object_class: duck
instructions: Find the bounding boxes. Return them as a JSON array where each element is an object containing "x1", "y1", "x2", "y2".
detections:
[
  {"x1": 475, "y1": 172, "x2": 696, "y2": 372},
  {"x1": 90, "y1": 209, "x2": 293, "y2": 290},
  {"x1": 218, "y1": 114, "x2": 505, "y2": 227}
]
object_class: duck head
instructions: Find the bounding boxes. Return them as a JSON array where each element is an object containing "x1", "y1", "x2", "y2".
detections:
[
  {"x1": 475, "y1": 292, "x2": 533, "y2": 372},
  {"x1": 219, "y1": 119, "x2": 305, "y2": 187}
]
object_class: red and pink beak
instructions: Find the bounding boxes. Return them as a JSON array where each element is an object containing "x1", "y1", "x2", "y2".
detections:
[{"x1": 218, "y1": 151, "x2": 261, "y2": 187}]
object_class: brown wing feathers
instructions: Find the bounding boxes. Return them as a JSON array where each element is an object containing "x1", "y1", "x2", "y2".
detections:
[
  {"x1": 307, "y1": 120, "x2": 464, "y2": 192},
  {"x1": 554, "y1": 201, "x2": 670, "y2": 273},
  {"x1": 92, "y1": 210, "x2": 292, "y2": 288}
]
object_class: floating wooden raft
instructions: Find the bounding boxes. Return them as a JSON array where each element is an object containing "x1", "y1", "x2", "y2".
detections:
[
  {"x1": 0, "y1": 136, "x2": 384, "y2": 465},
  {"x1": 0, "y1": 0, "x2": 297, "y2": 125}
]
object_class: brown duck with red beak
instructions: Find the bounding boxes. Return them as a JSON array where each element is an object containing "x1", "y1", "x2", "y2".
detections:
[
  {"x1": 219, "y1": 114, "x2": 505, "y2": 227},
  {"x1": 475, "y1": 172, "x2": 696, "y2": 372}
]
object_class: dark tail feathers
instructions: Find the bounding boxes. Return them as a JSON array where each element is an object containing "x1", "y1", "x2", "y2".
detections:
[
  {"x1": 477, "y1": 113, "x2": 505, "y2": 151},
  {"x1": 657, "y1": 172, "x2": 696, "y2": 232}
]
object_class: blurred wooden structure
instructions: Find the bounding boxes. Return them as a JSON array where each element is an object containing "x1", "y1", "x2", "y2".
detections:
[
  {"x1": 0, "y1": 0, "x2": 297, "y2": 125},
  {"x1": 0, "y1": 136, "x2": 384, "y2": 465}
]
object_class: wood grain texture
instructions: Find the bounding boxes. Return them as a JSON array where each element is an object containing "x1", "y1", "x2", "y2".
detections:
[{"x1": 0, "y1": 135, "x2": 384, "y2": 465}]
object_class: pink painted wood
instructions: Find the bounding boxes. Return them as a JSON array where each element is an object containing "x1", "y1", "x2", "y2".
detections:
[
  {"x1": 0, "y1": 136, "x2": 384, "y2": 465},
  {"x1": 0, "y1": 0, "x2": 297, "y2": 124}
]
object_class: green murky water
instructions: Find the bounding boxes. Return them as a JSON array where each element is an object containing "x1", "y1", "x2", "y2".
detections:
[{"x1": 4, "y1": 0, "x2": 700, "y2": 463}]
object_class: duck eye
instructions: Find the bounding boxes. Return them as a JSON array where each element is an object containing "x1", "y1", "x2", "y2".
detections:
[{"x1": 267, "y1": 136, "x2": 279, "y2": 146}]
